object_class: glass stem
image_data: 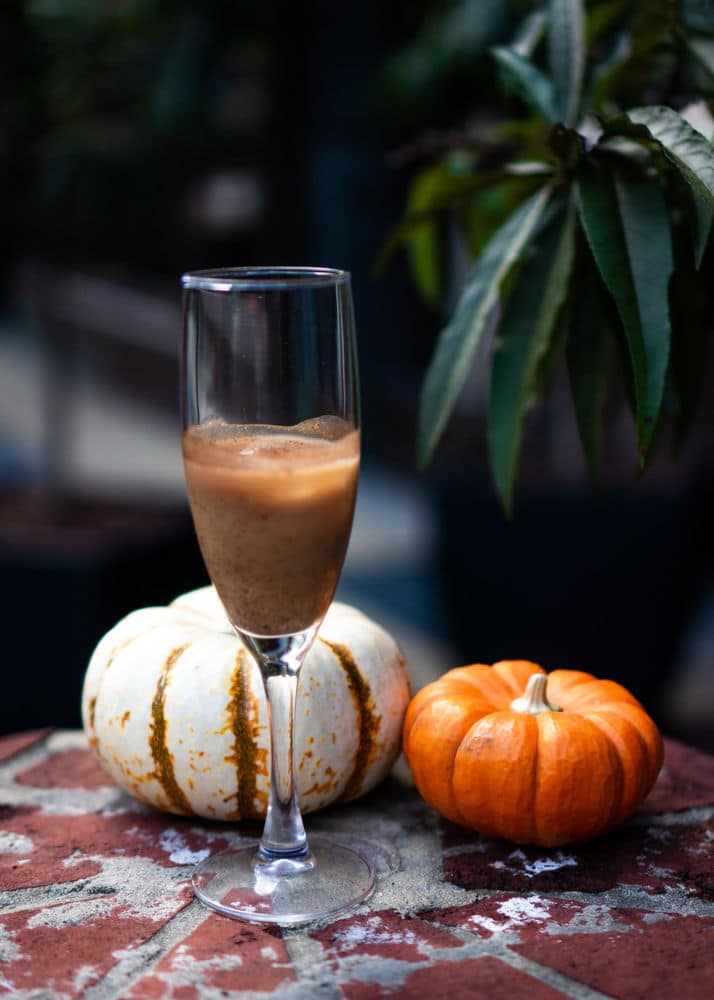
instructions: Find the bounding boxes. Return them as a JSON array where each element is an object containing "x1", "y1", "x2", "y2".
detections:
[{"x1": 245, "y1": 631, "x2": 315, "y2": 866}]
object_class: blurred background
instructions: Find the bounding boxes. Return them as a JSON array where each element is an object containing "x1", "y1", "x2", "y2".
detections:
[{"x1": 1, "y1": 0, "x2": 713, "y2": 748}]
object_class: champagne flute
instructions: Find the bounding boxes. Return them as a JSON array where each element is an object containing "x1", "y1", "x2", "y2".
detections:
[{"x1": 180, "y1": 266, "x2": 373, "y2": 924}]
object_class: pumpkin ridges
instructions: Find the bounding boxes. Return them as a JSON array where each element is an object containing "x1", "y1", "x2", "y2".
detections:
[
  {"x1": 582, "y1": 708, "x2": 651, "y2": 825},
  {"x1": 402, "y1": 677, "x2": 496, "y2": 760},
  {"x1": 558, "y1": 678, "x2": 643, "y2": 711},
  {"x1": 445, "y1": 664, "x2": 492, "y2": 682},
  {"x1": 455, "y1": 664, "x2": 521, "y2": 709},
  {"x1": 492, "y1": 660, "x2": 545, "y2": 699},
  {"x1": 533, "y1": 713, "x2": 624, "y2": 846},
  {"x1": 584, "y1": 700, "x2": 663, "y2": 793},
  {"x1": 452, "y1": 712, "x2": 539, "y2": 842},
  {"x1": 543, "y1": 669, "x2": 597, "y2": 704},
  {"x1": 87, "y1": 632, "x2": 147, "y2": 754},
  {"x1": 406, "y1": 696, "x2": 494, "y2": 826}
]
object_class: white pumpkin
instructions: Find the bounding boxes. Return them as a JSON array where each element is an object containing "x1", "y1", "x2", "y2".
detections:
[{"x1": 82, "y1": 586, "x2": 410, "y2": 821}]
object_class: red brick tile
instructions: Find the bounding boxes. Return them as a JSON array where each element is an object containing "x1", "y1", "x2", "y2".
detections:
[
  {"x1": 442, "y1": 819, "x2": 714, "y2": 899},
  {"x1": 125, "y1": 913, "x2": 296, "y2": 997},
  {"x1": 0, "y1": 806, "x2": 234, "y2": 891},
  {"x1": 641, "y1": 739, "x2": 714, "y2": 813},
  {"x1": 313, "y1": 908, "x2": 463, "y2": 964},
  {"x1": 15, "y1": 748, "x2": 113, "y2": 789},
  {"x1": 0, "y1": 806, "x2": 102, "y2": 889},
  {"x1": 0, "y1": 892, "x2": 191, "y2": 997},
  {"x1": 629, "y1": 820, "x2": 714, "y2": 899},
  {"x1": 341, "y1": 955, "x2": 567, "y2": 999},
  {"x1": 0, "y1": 728, "x2": 52, "y2": 762},
  {"x1": 423, "y1": 897, "x2": 714, "y2": 999},
  {"x1": 424, "y1": 893, "x2": 586, "y2": 940},
  {"x1": 514, "y1": 912, "x2": 714, "y2": 1000}
]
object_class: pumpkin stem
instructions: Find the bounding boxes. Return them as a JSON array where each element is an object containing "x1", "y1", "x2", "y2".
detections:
[{"x1": 510, "y1": 672, "x2": 562, "y2": 714}]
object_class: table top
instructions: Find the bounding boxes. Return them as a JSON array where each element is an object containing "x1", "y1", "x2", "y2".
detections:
[{"x1": 1, "y1": 729, "x2": 713, "y2": 999}]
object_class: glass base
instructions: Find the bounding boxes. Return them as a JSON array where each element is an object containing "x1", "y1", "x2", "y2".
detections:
[{"x1": 191, "y1": 836, "x2": 375, "y2": 926}]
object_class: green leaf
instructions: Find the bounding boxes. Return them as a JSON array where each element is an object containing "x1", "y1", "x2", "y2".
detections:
[
  {"x1": 692, "y1": 189, "x2": 713, "y2": 267},
  {"x1": 491, "y1": 46, "x2": 558, "y2": 123},
  {"x1": 417, "y1": 185, "x2": 552, "y2": 468},
  {"x1": 488, "y1": 206, "x2": 575, "y2": 513},
  {"x1": 666, "y1": 155, "x2": 713, "y2": 271},
  {"x1": 404, "y1": 167, "x2": 445, "y2": 307},
  {"x1": 532, "y1": 295, "x2": 572, "y2": 399},
  {"x1": 590, "y1": 1, "x2": 677, "y2": 108},
  {"x1": 607, "y1": 106, "x2": 714, "y2": 207},
  {"x1": 614, "y1": 170, "x2": 673, "y2": 453},
  {"x1": 576, "y1": 159, "x2": 673, "y2": 463},
  {"x1": 548, "y1": 0, "x2": 585, "y2": 125},
  {"x1": 461, "y1": 172, "x2": 548, "y2": 258},
  {"x1": 668, "y1": 185, "x2": 713, "y2": 452},
  {"x1": 566, "y1": 260, "x2": 612, "y2": 485},
  {"x1": 375, "y1": 166, "x2": 552, "y2": 275},
  {"x1": 511, "y1": 10, "x2": 548, "y2": 57}
]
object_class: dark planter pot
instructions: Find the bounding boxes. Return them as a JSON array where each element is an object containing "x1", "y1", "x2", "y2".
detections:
[
  {"x1": 434, "y1": 472, "x2": 706, "y2": 712},
  {"x1": 0, "y1": 494, "x2": 207, "y2": 735}
]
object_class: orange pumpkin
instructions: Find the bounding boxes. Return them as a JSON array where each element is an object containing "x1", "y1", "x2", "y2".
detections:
[{"x1": 403, "y1": 660, "x2": 663, "y2": 847}]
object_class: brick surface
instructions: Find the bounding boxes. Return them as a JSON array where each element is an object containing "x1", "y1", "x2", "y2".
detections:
[
  {"x1": 640, "y1": 738, "x2": 714, "y2": 813},
  {"x1": 313, "y1": 908, "x2": 465, "y2": 963},
  {"x1": 0, "y1": 804, "x2": 235, "y2": 891},
  {"x1": 0, "y1": 728, "x2": 52, "y2": 762},
  {"x1": 442, "y1": 818, "x2": 714, "y2": 899},
  {"x1": 340, "y1": 956, "x2": 568, "y2": 999},
  {"x1": 126, "y1": 914, "x2": 296, "y2": 998},
  {"x1": 514, "y1": 912, "x2": 714, "y2": 1000},
  {"x1": 424, "y1": 896, "x2": 714, "y2": 999},
  {"x1": 426, "y1": 892, "x2": 599, "y2": 938},
  {"x1": 1, "y1": 732, "x2": 713, "y2": 999},
  {"x1": 16, "y1": 748, "x2": 113, "y2": 789},
  {"x1": 0, "y1": 891, "x2": 193, "y2": 997}
]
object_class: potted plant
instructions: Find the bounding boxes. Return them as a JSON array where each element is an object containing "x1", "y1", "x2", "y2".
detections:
[{"x1": 383, "y1": 0, "x2": 714, "y2": 705}]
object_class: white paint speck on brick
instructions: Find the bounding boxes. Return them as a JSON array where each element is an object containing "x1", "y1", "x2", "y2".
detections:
[
  {"x1": 492, "y1": 849, "x2": 578, "y2": 877},
  {"x1": 642, "y1": 912, "x2": 674, "y2": 924},
  {"x1": 332, "y1": 915, "x2": 420, "y2": 953},
  {"x1": 0, "y1": 831, "x2": 34, "y2": 854},
  {"x1": 647, "y1": 827, "x2": 672, "y2": 843},
  {"x1": 467, "y1": 895, "x2": 553, "y2": 936},
  {"x1": 648, "y1": 865, "x2": 677, "y2": 879},
  {"x1": 158, "y1": 828, "x2": 210, "y2": 866},
  {"x1": 497, "y1": 895, "x2": 552, "y2": 923}
]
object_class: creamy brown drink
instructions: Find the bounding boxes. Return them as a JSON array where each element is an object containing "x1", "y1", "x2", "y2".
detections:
[{"x1": 183, "y1": 416, "x2": 359, "y2": 636}]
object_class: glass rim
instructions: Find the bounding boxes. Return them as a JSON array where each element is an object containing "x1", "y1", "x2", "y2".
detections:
[{"x1": 181, "y1": 266, "x2": 351, "y2": 292}]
